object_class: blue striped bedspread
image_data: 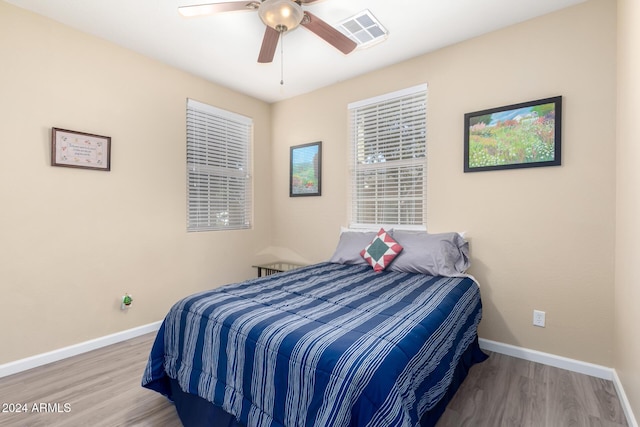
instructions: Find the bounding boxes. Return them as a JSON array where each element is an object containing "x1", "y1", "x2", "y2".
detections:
[{"x1": 142, "y1": 262, "x2": 484, "y2": 427}]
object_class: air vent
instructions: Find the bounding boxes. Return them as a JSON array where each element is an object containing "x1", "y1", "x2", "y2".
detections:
[{"x1": 337, "y1": 9, "x2": 388, "y2": 49}]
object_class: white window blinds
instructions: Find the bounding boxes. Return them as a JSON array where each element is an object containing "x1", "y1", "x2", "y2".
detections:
[
  {"x1": 187, "y1": 99, "x2": 252, "y2": 232},
  {"x1": 348, "y1": 84, "x2": 427, "y2": 227}
]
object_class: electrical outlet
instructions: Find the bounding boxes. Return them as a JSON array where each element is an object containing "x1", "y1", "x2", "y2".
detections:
[
  {"x1": 533, "y1": 310, "x2": 545, "y2": 327},
  {"x1": 121, "y1": 293, "x2": 133, "y2": 310}
]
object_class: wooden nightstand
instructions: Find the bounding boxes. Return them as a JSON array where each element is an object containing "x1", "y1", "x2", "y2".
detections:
[{"x1": 252, "y1": 262, "x2": 305, "y2": 277}]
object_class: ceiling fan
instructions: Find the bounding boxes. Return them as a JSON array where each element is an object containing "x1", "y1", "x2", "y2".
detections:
[{"x1": 179, "y1": 0, "x2": 358, "y2": 64}]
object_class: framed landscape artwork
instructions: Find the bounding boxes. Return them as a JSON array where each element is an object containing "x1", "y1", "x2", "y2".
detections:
[
  {"x1": 464, "y1": 96, "x2": 562, "y2": 172},
  {"x1": 290, "y1": 141, "x2": 322, "y2": 197}
]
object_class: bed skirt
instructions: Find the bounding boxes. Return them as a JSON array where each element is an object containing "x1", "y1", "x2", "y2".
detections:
[{"x1": 164, "y1": 337, "x2": 487, "y2": 427}]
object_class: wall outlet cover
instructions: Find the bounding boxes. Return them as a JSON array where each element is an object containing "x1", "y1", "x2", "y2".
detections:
[{"x1": 533, "y1": 310, "x2": 546, "y2": 327}]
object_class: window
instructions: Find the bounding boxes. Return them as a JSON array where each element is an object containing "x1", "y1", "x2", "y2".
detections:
[
  {"x1": 348, "y1": 84, "x2": 427, "y2": 227},
  {"x1": 186, "y1": 99, "x2": 252, "y2": 232}
]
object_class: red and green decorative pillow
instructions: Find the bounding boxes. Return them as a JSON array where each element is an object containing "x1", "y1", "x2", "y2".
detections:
[{"x1": 360, "y1": 228, "x2": 403, "y2": 272}]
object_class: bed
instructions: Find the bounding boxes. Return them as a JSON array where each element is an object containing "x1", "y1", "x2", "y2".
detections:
[{"x1": 142, "y1": 230, "x2": 486, "y2": 427}]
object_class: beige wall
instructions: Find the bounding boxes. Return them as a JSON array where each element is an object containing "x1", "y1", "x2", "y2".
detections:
[
  {"x1": 0, "y1": 2, "x2": 272, "y2": 364},
  {"x1": 616, "y1": 0, "x2": 640, "y2": 418},
  {"x1": 2, "y1": 0, "x2": 633, "y2": 410},
  {"x1": 271, "y1": 0, "x2": 617, "y2": 366}
]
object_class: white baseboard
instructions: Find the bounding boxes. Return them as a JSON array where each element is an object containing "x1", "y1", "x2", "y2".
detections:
[
  {"x1": 0, "y1": 321, "x2": 162, "y2": 379},
  {"x1": 479, "y1": 338, "x2": 614, "y2": 379},
  {"x1": 479, "y1": 338, "x2": 638, "y2": 427},
  {"x1": 613, "y1": 369, "x2": 639, "y2": 427}
]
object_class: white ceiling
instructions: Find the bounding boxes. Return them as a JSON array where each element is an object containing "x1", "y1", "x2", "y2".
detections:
[{"x1": 5, "y1": 0, "x2": 586, "y2": 103}]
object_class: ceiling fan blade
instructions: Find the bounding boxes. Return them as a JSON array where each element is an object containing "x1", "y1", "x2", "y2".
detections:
[
  {"x1": 258, "y1": 26, "x2": 280, "y2": 63},
  {"x1": 301, "y1": 12, "x2": 357, "y2": 55},
  {"x1": 178, "y1": 1, "x2": 260, "y2": 17}
]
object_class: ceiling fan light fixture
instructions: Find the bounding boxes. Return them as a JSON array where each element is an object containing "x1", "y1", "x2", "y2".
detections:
[{"x1": 258, "y1": 0, "x2": 303, "y2": 32}]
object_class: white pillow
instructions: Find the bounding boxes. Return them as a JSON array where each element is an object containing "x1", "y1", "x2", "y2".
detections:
[
  {"x1": 389, "y1": 231, "x2": 470, "y2": 276},
  {"x1": 329, "y1": 229, "x2": 378, "y2": 265}
]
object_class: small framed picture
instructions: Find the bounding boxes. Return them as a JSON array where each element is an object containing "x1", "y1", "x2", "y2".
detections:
[
  {"x1": 464, "y1": 96, "x2": 562, "y2": 172},
  {"x1": 290, "y1": 141, "x2": 321, "y2": 197},
  {"x1": 51, "y1": 127, "x2": 111, "y2": 171}
]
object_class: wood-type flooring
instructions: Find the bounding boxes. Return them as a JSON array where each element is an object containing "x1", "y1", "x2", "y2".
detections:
[{"x1": 0, "y1": 333, "x2": 629, "y2": 427}]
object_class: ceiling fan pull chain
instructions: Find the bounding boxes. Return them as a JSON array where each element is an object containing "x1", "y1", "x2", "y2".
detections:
[{"x1": 280, "y1": 31, "x2": 284, "y2": 85}]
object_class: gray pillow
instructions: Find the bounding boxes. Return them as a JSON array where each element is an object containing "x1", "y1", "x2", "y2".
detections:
[
  {"x1": 389, "y1": 231, "x2": 470, "y2": 276},
  {"x1": 329, "y1": 230, "x2": 380, "y2": 265}
]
